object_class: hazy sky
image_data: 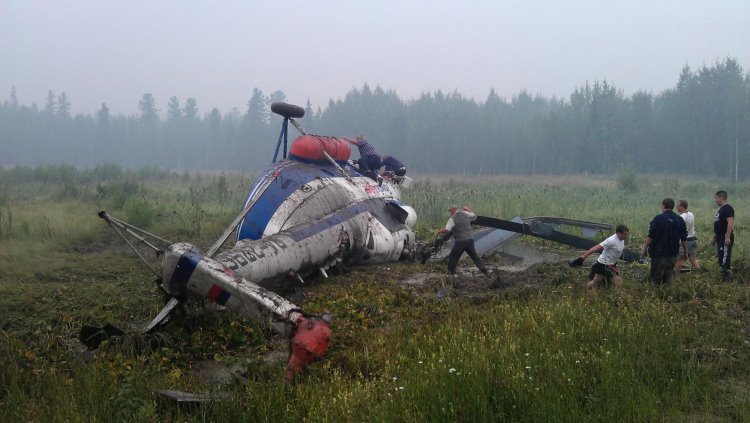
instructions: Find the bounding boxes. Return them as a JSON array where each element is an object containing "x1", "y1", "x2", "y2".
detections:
[{"x1": 2, "y1": 0, "x2": 748, "y2": 116}]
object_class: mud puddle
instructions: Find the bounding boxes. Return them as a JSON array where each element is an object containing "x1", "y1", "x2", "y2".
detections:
[{"x1": 399, "y1": 241, "x2": 576, "y2": 299}]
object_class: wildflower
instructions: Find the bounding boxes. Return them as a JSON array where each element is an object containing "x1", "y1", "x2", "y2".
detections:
[
  {"x1": 392, "y1": 376, "x2": 398, "y2": 381},
  {"x1": 575, "y1": 360, "x2": 580, "y2": 364},
  {"x1": 398, "y1": 386, "x2": 404, "y2": 390},
  {"x1": 524, "y1": 352, "x2": 529, "y2": 357},
  {"x1": 418, "y1": 361, "x2": 423, "y2": 364},
  {"x1": 525, "y1": 366, "x2": 531, "y2": 370},
  {"x1": 449, "y1": 368, "x2": 456, "y2": 373}
]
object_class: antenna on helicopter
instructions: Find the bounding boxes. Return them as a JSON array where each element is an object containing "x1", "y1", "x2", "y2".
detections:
[{"x1": 270, "y1": 102, "x2": 306, "y2": 163}]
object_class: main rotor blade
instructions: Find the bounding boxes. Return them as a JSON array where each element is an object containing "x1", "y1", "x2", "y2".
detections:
[
  {"x1": 141, "y1": 297, "x2": 180, "y2": 334},
  {"x1": 474, "y1": 215, "x2": 640, "y2": 262}
]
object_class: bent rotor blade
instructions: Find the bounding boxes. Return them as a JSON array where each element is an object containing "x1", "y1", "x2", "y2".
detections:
[
  {"x1": 141, "y1": 297, "x2": 180, "y2": 334},
  {"x1": 474, "y1": 215, "x2": 640, "y2": 262}
]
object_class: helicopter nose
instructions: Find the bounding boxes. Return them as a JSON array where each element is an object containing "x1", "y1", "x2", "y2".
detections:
[{"x1": 161, "y1": 242, "x2": 205, "y2": 297}]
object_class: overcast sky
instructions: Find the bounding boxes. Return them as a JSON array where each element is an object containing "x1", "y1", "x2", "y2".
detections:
[{"x1": 2, "y1": 0, "x2": 748, "y2": 116}]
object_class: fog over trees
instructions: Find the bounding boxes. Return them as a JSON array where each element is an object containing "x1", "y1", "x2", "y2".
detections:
[{"x1": 1, "y1": 58, "x2": 748, "y2": 180}]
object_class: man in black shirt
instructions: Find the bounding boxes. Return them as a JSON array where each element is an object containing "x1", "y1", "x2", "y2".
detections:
[
  {"x1": 713, "y1": 190, "x2": 735, "y2": 279},
  {"x1": 640, "y1": 198, "x2": 688, "y2": 285}
]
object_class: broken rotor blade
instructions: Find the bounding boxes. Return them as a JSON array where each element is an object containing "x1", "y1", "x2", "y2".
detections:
[
  {"x1": 474, "y1": 215, "x2": 640, "y2": 262},
  {"x1": 141, "y1": 297, "x2": 180, "y2": 334}
]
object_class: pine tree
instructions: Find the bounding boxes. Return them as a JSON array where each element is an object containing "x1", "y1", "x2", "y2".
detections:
[
  {"x1": 44, "y1": 90, "x2": 56, "y2": 115},
  {"x1": 56, "y1": 92, "x2": 71, "y2": 119},
  {"x1": 183, "y1": 98, "x2": 198, "y2": 121},
  {"x1": 167, "y1": 96, "x2": 182, "y2": 123},
  {"x1": 139, "y1": 93, "x2": 159, "y2": 125},
  {"x1": 8, "y1": 86, "x2": 18, "y2": 108}
]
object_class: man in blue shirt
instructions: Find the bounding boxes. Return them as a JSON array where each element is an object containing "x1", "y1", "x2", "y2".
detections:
[
  {"x1": 640, "y1": 198, "x2": 688, "y2": 285},
  {"x1": 382, "y1": 155, "x2": 407, "y2": 177}
]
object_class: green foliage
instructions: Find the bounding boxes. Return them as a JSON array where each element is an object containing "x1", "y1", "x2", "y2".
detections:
[
  {"x1": 123, "y1": 196, "x2": 155, "y2": 228},
  {"x1": 93, "y1": 162, "x2": 124, "y2": 180},
  {"x1": 2, "y1": 58, "x2": 749, "y2": 178},
  {"x1": 616, "y1": 167, "x2": 638, "y2": 192},
  {"x1": 1, "y1": 170, "x2": 749, "y2": 421},
  {"x1": 215, "y1": 173, "x2": 229, "y2": 202}
]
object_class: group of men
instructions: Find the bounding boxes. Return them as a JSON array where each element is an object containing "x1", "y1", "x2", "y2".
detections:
[
  {"x1": 581, "y1": 191, "x2": 735, "y2": 288},
  {"x1": 349, "y1": 137, "x2": 736, "y2": 283}
]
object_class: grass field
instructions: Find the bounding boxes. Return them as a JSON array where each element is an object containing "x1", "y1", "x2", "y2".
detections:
[{"x1": 0, "y1": 164, "x2": 748, "y2": 421}]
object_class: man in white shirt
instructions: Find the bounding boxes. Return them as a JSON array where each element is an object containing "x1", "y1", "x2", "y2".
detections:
[
  {"x1": 576, "y1": 225, "x2": 629, "y2": 289},
  {"x1": 674, "y1": 199, "x2": 701, "y2": 272}
]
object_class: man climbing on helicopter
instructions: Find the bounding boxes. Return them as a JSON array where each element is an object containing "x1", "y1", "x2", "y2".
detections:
[{"x1": 346, "y1": 135, "x2": 382, "y2": 181}]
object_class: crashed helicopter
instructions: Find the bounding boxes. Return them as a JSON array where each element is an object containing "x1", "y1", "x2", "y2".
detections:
[
  {"x1": 85, "y1": 102, "x2": 639, "y2": 380},
  {"x1": 86, "y1": 102, "x2": 417, "y2": 379}
]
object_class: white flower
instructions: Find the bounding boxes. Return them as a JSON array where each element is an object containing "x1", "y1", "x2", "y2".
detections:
[
  {"x1": 392, "y1": 376, "x2": 397, "y2": 381},
  {"x1": 449, "y1": 368, "x2": 456, "y2": 373},
  {"x1": 525, "y1": 366, "x2": 531, "y2": 370},
  {"x1": 418, "y1": 361, "x2": 423, "y2": 364}
]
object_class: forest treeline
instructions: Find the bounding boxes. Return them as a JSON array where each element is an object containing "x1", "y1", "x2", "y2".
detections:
[{"x1": 1, "y1": 57, "x2": 748, "y2": 179}]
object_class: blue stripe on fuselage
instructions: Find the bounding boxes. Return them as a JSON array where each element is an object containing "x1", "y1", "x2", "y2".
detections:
[
  {"x1": 287, "y1": 202, "x2": 372, "y2": 242},
  {"x1": 237, "y1": 161, "x2": 338, "y2": 241},
  {"x1": 168, "y1": 249, "x2": 203, "y2": 296}
]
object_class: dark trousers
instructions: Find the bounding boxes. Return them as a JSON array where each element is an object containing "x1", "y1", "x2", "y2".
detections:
[
  {"x1": 357, "y1": 154, "x2": 382, "y2": 180},
  {"x1": 716, "y1": 237, "x2": 733, "y2": 272},
  {"x1": 448, "y1": 239, "x2": 487, "y2": 274},
  {"x1": 650, "y1": 255, "x2": 677, "y2": 285}
]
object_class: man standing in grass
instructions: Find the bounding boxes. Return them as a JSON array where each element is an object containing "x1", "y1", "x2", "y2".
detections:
[
  {"x1": 438, "y1": 205, "x2": 490, "y2": 277},
  {"x1": 575, "y1": 225, "x2": 629, "y2": 289},
  {"x1": 712, "y1": 190, "x2": 735, "y2": 280},
  {"x1": 640, "y1": 198, "x2": 688, "y2": 285},
  {"x1": 673, "y1": 199, "x2": 701, "y2": 273}
]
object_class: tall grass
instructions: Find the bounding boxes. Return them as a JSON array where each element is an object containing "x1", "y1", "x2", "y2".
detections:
[{"x1": 1, "y1": 165, "x2": 748, "y2": 421}]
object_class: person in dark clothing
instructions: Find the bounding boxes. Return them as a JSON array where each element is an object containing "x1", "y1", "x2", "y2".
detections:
[
  {"x1": 382, "y1": 155, "x2": 407, "y2": 177},
  {"x1": 346, "y1": 135, "x2": 382, "y2": 180},
  {"x1": 437, "y1": 205, "x2": 490, "y2": 276},
  {"x1": 712, "y1": 190, "x2": 735, "y2": 279},
  {"x1": 640, "y1": 198, "x2": 688, "y2": 285}
]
